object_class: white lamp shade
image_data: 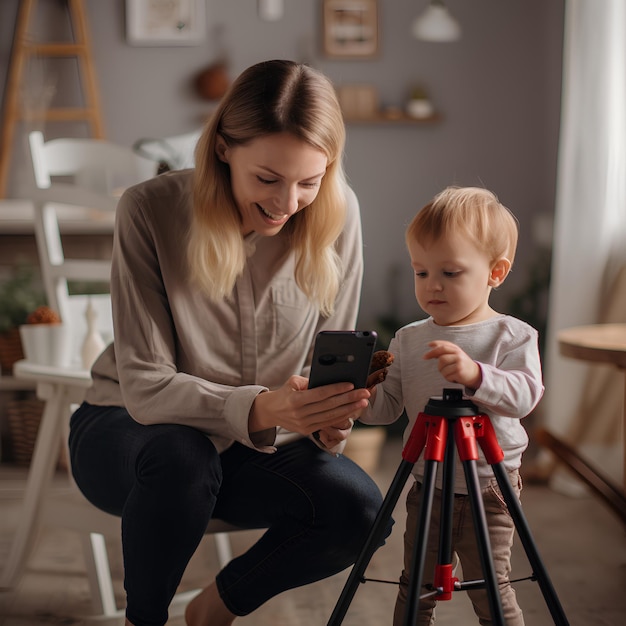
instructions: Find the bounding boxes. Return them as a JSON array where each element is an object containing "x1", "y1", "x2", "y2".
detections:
[{"x1": 412, "y1": 3, "x2": 461, "y2": 42}]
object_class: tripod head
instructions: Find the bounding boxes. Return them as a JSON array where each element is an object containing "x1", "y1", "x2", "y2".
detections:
[{"x1": 424, "y1": 388, "x2": 480, "y2": 418}]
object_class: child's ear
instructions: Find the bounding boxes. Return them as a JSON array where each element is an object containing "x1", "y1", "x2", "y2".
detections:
[{"x1": 489, "y1": 258, "x2": 511, "y2": 287}]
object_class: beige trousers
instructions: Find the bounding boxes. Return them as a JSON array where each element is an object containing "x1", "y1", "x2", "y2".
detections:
[{"x1": 393, "y1": 470, "x2": 524, "y2": 626}]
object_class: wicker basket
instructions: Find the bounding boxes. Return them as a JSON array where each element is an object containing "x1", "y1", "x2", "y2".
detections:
[
  {"x1": 7, "y1": 399, "x2": 46, "y2": 466},
  {"x1": 6, "y1": 398, "x2": 68, "y2": 468},
  {"x1": 0, "y1": 327, "x2": 24, "y2": 374}
]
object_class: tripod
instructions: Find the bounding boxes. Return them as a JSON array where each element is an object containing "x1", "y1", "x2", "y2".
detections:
[{"x1": 328, "y1": 389, "x2": 569, "y2": 626}]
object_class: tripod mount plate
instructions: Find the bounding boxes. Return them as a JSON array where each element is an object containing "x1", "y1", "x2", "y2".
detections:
[{"x1": 424, "y1": 388, "x2": 479, "y2": 417}]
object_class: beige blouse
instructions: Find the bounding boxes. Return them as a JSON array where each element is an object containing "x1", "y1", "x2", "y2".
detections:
[{"x1": 85, "y1": 170, "x2": 364, "y2": 454}]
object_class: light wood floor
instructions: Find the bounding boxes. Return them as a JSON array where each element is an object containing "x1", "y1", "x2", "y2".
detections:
[{"x1": 1, "y1": 437, "x2": 625, "y2": 625}]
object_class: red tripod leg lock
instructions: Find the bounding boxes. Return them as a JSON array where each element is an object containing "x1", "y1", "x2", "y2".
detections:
[
  {"x1": 455, "y1": 416, "x2": 480, "y2": 461},
  {"x1": 433, "y1": 563, "x2": 458, "y2": 600},
  {"x1": 472, "y1": 415, "x2": 505, "y2": 464},
  {"x1": 454, "y1": 414, "x2": 505, "y2": 464},
  {"x1": 403, "y1": 413, "x2": 448, "y2": 463}
]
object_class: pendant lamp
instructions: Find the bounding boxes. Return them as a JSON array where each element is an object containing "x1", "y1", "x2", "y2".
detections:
[{"x1": 412, "y1": 0, "x2": 461, "y2": 42}]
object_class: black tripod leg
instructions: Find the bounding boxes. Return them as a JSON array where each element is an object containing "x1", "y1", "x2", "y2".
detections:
[
  {"x1": 327, "y1": 459, "x2": 415, "y2": 626},
  {"x1": 403, "y1": 459, "x2": 438, "y2": 626},
  {"x1": 438, "y1": 425, "x2": 456, "y2": 573},
  {"x1": 491, "y1": 463, "x2": 570, "y2": 626},
  {"x1": 462, "y1": 459, "x2": 506, "y2": 626}
]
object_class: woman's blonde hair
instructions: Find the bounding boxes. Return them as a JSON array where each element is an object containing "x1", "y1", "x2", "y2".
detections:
[
  {"x1": 406, "y1": 186, "x2": 519, "y2": 266},
  {"x1": 189, "y1": 59, "x2": 348, "y2": 316}
]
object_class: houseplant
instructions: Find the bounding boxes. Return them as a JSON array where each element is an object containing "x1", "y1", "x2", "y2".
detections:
[{"x1": 0, "y1": 264, "x2": 46, "y2": 374}]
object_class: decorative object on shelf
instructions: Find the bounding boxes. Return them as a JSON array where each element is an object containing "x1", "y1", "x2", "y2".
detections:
[
  {"x1": 126, "y1": 0, "x2": 207, "y2": 46},
  {"x1": 322, "y1": 0, "x2": 379, "y2": 58},
  {"x1": 337, "y1": 84, "x2": 379, "y2": 119},
  {"x1": 195, "y1": 61, "x2": 230, "y2": 101},
  {"x1": 0, "y1": 265, "x2": 46, "y2": 375},
  {"x1": 81, "y1": 298, "x2": 106, "y2": 370},
  {"x1": 383, "y1": 105, "x2": 404, "y2": 120},
  {"x1": 406, "y1": 84, "x2": 435, "y2": 119},
  {"x1": 412, "y1": 0, "x2": 461, "y2": 42}
]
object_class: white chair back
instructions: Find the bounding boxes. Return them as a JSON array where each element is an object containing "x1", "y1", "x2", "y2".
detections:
[
  {"x1": 29, "y1": 130, "x2": 157, "y2": 193},
  {"x1": 27, "y1": 131, "x2": 158, "y2": 325}
]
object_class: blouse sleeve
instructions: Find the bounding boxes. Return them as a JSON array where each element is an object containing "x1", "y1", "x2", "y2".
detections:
[{"x1": 110, "y1": 187, "x2": 268, "y2": 452}]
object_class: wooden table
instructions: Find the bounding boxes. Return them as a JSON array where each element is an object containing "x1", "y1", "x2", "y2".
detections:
[
  {"x1": 559, "y1": 323, "x2": 626, "y2": 484},
  {"x1": 539, "y1": 323, "x2": 626, "y2": 523}
]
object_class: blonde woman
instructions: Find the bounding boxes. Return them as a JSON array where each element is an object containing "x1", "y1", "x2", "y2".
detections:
[{"x1": 69, "y1": 60, "x2": 388, "y2": 626}]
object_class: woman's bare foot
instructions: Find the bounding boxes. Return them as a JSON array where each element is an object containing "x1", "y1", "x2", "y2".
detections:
[{"x1": 185, "y1": 581, "x2": 236, "y2": 626}]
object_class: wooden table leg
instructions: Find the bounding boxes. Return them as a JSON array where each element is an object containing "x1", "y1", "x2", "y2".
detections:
[{"x1": 534, "y1": 427, "x2": 626, "y2": 524}]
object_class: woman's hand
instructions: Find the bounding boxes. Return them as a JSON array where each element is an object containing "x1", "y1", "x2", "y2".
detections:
[
  {"x1": 315, "y1": 419, "x2": 354, "y2": 449},
  {"x1": 423, "y1": 340, "x2": 481, "y2": 390},
  {"x1": 249, "y1": 375, "x2": 370, "y2": 436}
]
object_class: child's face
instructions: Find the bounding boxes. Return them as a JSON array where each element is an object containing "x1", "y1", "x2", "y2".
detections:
[{"x1": 407, "y1": 231, "x2": 503, "y2": 326}]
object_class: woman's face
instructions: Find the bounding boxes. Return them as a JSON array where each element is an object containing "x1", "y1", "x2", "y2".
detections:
[{"x1": 216, "y1": 132, "x2": 328, "y2": 236}]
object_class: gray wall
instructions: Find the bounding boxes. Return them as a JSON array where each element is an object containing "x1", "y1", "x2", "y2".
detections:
[{"x1": 0, "y1": 0, "x2": 565, "y2": 333}]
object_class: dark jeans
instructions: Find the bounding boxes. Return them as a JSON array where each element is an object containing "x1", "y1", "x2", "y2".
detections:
[{"x1": 69, "y1": 403, "x2": 390, "y2": 626}]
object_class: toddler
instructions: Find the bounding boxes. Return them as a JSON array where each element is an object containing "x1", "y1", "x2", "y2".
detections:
[{"x1": 361, "y1": 186, "x2": 544, "y2": 625}]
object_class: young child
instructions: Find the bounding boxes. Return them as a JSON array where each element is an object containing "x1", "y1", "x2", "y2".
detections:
[{"x1": 361, "y1": 186, "x2": 544, "y2": 625}]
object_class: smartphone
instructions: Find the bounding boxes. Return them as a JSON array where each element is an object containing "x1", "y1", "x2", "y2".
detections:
[{"x1": 308, "y1": 330, "x2": 378, "y2": 389}]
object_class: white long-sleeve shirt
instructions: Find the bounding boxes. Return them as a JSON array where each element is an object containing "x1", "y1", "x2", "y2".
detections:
[
  {"x1": 360, "y1": 316, "x2": 544, "y2": 492},
  {"x1": 85, "y1": 170, "x2": 364, "y2": 454}
]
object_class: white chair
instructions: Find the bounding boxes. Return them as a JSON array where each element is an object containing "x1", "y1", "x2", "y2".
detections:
[
  {"x1": 28, "y1": 130, "x2": 157, "y2": 321},
  {"x1": 1, "y1": 133, "x2": 245, "y2": 621}
]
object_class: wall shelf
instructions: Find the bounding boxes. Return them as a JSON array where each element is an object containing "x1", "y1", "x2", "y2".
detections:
[{"x1": 343, "y1": 112, "x2": 442, "y2": 125}]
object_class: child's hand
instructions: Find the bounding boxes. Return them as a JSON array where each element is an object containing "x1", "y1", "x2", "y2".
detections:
[
  {"x1": 366, "y1": 350, "x2": 394, "y2": 391},
  {"x1": 423, "y1": 340, "x2": 482, "y2": 390}
]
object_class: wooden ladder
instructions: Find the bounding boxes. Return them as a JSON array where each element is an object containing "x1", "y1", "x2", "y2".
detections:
[{"x1": 0, "y1": 0, "x2": 105, "y2": 198}]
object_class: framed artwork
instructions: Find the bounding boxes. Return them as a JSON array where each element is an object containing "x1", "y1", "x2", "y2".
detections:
[
  {"x1": 126, "y1": 0, "x2": 207, "y2": 46},
  {"x1": 322, "y1": 0, "x2": 379, "y2": 58}
]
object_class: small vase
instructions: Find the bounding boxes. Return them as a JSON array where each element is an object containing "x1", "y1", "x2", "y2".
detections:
[{"x1": 81, "y1": 299, "x2": 106, "y2": 370}]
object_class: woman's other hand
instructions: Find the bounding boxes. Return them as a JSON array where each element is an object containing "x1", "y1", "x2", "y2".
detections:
[{"x1": 315, "y1": 418, "x2": 354, "y2": 449}]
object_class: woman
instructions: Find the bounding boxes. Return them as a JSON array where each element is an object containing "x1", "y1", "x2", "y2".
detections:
[{"x1": 69, "y1": 60, "x2": 388, "y2": 626}]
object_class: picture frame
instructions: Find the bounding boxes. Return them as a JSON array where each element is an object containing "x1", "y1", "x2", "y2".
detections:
[
  {"x1": 126, "y1": 0, "x2": 207, "y2": 46},
  {"x1": 322, "y1": 0, "x2": 379, "y2": 58}
]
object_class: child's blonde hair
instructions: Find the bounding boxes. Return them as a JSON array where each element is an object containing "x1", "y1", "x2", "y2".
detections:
[
  {"x1": 406, "y1": 186, "x2": 519, "y2": 266},
  {"x1": 189, "y1": 60, "x2": 347, "y2": 317}
]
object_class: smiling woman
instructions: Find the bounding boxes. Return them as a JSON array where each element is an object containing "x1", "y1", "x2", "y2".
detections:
[
  {"x1": 68, "y1": 59, "x2": 390, "y2": 626},
  {"x1": 214, "y1": 132, "x2": 327, "y2": 235}
]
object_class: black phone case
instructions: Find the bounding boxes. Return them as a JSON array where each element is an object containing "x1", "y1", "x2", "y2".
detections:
[{"x1": 308, "y1": 330, "x2": 378, "y2": 389}]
